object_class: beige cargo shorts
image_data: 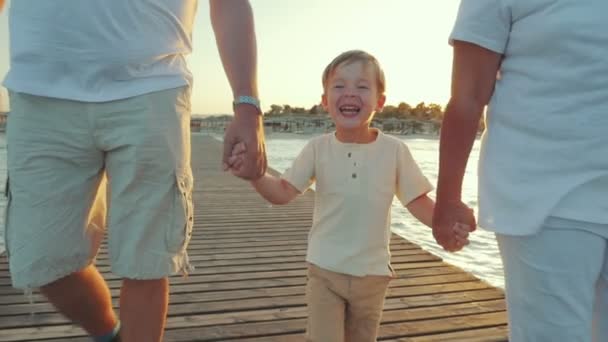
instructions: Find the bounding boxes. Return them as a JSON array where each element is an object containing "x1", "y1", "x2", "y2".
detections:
[{"x1": 4, "y1": 87, "x2": 194, "y2": 289}]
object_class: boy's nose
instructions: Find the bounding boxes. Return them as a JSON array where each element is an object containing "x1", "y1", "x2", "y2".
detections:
[{"x1": 343, "y1": 90, "x2": 357, "y2": 97}]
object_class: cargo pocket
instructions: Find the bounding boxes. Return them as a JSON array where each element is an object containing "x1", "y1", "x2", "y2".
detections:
[
  {"x1": 3, "y1": 176, "x2": 12, "y2": 258},
  {"x1": 166, "y1": 170, "x2": 194, "y2": 253}
]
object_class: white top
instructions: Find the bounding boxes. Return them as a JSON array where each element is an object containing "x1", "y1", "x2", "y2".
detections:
[
  {"x1": 3, "y1": 0, "x2": 197, "y2": 102},
  {"x1": 450, "y1": 0, "x2": 608, "y2": 235},
  {"x1": 282, "y1": 131, "x2": 433, "y2": 277}
]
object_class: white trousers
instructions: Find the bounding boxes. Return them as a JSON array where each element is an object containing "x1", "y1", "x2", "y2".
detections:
[{"x1": 496, "y1": 220, "x2": 608, "y2": 342}]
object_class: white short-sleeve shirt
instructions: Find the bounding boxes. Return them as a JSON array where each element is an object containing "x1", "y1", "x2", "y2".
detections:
[
  {"x1": 282, "y1": 131, "x2": 433, "y2": 277},
  {"x1": 450, "y1": 0, "x2": 608, "y2": 235},
  {"x1": 3, "y1": 0, "x2": 197, "y2": 102}
]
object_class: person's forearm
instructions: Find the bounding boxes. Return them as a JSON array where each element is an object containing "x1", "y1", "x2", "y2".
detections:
[
  {"x1": 407, "y1": 195, "x2": 435, "y2": 228},
  {"x1": 209, "y1": 0, "x2": 258, "y2": 98},
  {"x1": 436, "y1": 100, "x2": 483, "y2": 204},
  {"x1": 251, "y1": 174, "x2": 294, "y2": 205}
]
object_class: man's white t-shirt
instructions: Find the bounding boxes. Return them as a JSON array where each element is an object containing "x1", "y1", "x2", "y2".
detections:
[
  {"x1": 282, "y1": 131, "x2": 433, "y2": 277},
  {"x1": 3, "y1": 0, "x2": 197, "y2": 101},
  {"x1": 450, "y1": 0, "x2": 608, "y2": 235}
]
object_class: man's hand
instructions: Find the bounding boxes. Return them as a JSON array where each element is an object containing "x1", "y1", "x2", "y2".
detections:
[
  {"x1": 222, "y1": 105, "x2": 267, "y2": 180},
  {"x1": 433, "y1": 200, "x2": 476, "y2": 252},
  {"x1": 226, "y1": 141, "x2": 246, "y2": 172}
]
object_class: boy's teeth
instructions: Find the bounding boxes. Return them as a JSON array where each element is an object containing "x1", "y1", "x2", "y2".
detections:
[{"x1": 339, "y1": 105, "x2": 359, "y2": 114}]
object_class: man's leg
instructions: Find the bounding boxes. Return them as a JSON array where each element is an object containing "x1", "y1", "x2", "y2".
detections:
[
  {"x1": 593, "y1": 247, "x2": 608, "y2": 341},
  {"x1": 5, "y1": 92, "x2": 114, "y2": 337},
  {"x1": 496, "y1": 227, "x2": 606, "y2": 342},
  {"x1": 120, "y1": 278, "x2": 168, "y2": 342},
  {"x1": 98, "y1": 87, "x2": 194, "y2": 341},
  {"x1": 40, "y1": 265, "x2": 117, "y2": 336}
]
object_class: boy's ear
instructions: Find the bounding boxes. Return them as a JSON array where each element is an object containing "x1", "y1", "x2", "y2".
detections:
[
  {"x1": 321, "y1": 94, "x2": 329, "y2": 111},
  {"x1": 376, "y1": 94, "x2": 386, "y2": 111}
]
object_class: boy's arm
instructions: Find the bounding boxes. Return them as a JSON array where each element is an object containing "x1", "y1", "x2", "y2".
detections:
[
  {"x1": 228, "y1": 142, "x2": 305, "y2": 205},
  {"x1": 251, "y1": 174, "x2": 300, "y2": 205},
  {"x1": 405, "y1": 194, "x2": 435, "y2": 228}
]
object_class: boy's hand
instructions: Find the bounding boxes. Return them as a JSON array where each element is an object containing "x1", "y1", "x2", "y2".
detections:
[
  {"x1": 450, "y1": 222, "x2": 473, "y2": 252},
  {"x1": 222, "y1": 111, "x2": 267, "y2": 180},
  {"x1": 433, "y1": 200, "x2": 476, "y2": 252},
  {"x1": 229, "y1": 141, "x2": 247, "y2": 157},
  {"x1": 227, "y1": 141, "x2": 247, "y2": 175}
]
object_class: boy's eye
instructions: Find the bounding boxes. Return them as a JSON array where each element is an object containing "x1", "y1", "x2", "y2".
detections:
[
  {"x1": 357, "y1": 85, "x2": 369, "y2": 89},
  {"x1": 333, "y1": 85, "x2": 344, "y2": 89}
]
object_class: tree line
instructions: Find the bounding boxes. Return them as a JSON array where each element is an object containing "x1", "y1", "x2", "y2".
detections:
[
  {"x1": 264, "y1": 101, "x2": 485, "y2": 130},
  {"x1": 265, "y1": 101, "x2": 444, "y2": 121}
]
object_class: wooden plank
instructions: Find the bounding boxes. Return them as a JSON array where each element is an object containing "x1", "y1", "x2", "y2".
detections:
[
  {"x1": 0, "y1": 246, "x2": 435, "y2": 281},
  {"x1": 0, "y1": 135, "x2": 507, "y2": 341},
  {"x1": 0, "y1": 274, "x2": 502, "y2": 321},
  {"x1": 161, "y1": 311, "x2": 507, "y2": 341},
  {"x1": 385, "y1": 326, "x2": 509, "y2": 341}
]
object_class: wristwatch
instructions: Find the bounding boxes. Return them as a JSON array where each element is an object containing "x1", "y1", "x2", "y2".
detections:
[{"x1": 233, "y1": 95, "x2": 263, "y2": 115}]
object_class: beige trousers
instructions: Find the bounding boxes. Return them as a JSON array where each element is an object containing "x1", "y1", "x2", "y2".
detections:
[
  {"x1": 5, "y1": 87, "x2": 194, "y2": 289},
  {"x1": 306, "y1": 263, "x2": 392, "y2": 342}
]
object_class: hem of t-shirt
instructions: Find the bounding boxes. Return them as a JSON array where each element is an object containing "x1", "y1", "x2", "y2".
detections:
[
  {"x1": 485, "y1": 215, "x2": 608, "y2": 238},
  {"x1": 480, "y1": 199, "x2": 608, "y2": 236},
  {"x1": 545, "y1": 216, "x2": 608, "y2": 229},
  {"x1": 3, "y1": 78, "x2": 189, "y2": 103},
  {"x1": 478, "y1": 215, "x2": 544, "y2": 237},
  {"x1": 305, "y1": 256, "x2": 392, "y2": 278},
  {"x1": 547, "y1": 212, "x2": 608, "y2": 226},
  {"x1": 449, "y1": 32, "x2": 506, "y2": 55}
]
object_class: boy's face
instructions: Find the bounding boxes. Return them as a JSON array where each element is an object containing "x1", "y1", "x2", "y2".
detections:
[{"x1": 322, "y1": 61, "x2": 385, "y2": 132}]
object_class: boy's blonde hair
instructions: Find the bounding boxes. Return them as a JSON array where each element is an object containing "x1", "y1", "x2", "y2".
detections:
[{"x1": 322, "y1": 50, "x2": 386, "y2": 95}]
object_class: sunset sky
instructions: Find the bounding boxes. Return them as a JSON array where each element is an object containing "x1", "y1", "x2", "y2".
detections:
[{"x1": 0, "y1": 0, "x2": 461, "y2": 114}]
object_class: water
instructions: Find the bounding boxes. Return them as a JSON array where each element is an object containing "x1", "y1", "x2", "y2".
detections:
[{"x1": 259, "y1": 132, "x2": 504, "y2": 289}]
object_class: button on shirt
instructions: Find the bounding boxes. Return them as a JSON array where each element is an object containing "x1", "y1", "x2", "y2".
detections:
[{"x1": 282, "y1": 131, "x2": 433, "y2": 277}]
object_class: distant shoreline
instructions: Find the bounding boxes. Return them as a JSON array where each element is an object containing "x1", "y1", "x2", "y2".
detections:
[
  {"x1": 193, "y1": 114, "x2": 460, "y2": 138},
  {"x1": 197, "y1": 130, "x2": 442, "y2": 141}
]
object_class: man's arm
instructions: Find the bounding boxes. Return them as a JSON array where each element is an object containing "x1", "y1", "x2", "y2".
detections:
[
  {"x1": 432, "y1": 41, "x2": 502, "y2": 251},
  {"x1": 209, "y1": 0, "x2": 267, "y2": 180}
]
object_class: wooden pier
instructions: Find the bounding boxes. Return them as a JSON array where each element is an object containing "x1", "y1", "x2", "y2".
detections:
[{"x1": 0, "y1": 135, "x2": 508, "y2": 341}]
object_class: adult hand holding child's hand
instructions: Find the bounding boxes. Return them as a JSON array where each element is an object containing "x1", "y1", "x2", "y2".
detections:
[
  {"x1": 222, "y1": 108, "x2": 267, "y2": 180},
  {"x1": 433, "y1": 200, "x2": 476, "y2": 252}
]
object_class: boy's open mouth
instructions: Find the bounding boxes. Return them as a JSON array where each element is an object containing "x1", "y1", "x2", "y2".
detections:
[{"x1": 339, "y1": 105, "x2": 360, "y2": 117}]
